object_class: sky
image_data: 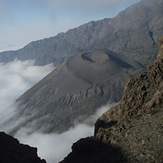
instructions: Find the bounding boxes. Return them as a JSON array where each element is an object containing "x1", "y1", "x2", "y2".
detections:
[{"x1": 0, "y1": 0, "x2": 140, "y2": 52}]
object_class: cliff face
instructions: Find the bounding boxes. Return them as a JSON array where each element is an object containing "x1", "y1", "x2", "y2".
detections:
[
  {"x1": 61, "y1": 38, "x2": 163, "y2": 162},
  {"x1": 0, "y1": 132, "x2": 46, "y2": 163},
  {"x1": 0, "y1": 0, "x2": 162, "y2": 66},
  {"x1": 94, "y1": 37, "x2": 163, "y2": 162}
]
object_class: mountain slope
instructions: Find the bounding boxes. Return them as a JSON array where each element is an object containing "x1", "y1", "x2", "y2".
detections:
[
  {"x1": 61, "y1": 36, "x2": 163, "y2": 163},
  {"x1": 7, "y1": 49, "x2": 143, "y2": 134},
  {"x1": 94, "y1": 37, "x2": 163, "y2": 162},
  {"x1": 0, "y1": 0, "x2": 162, "y2": 66}
]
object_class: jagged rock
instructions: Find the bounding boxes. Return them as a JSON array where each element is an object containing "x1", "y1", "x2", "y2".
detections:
[
  {"x1": 60, "y1": 137, "x2": 126, "y2": 163},
  {"x1": 158, "y1": 36, "x2": 163, "y2": 58},
  {"x1": 95, "y1": 37, "x2": 163, "y2": 162},
  {"x1": 0, "y1": 132, "x2": 46, "y2": 163},
  {"x1": 0, "y1": 0, "x2": 162, "y2": 66}
]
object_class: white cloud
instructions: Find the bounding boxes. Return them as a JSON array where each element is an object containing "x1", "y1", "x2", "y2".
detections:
[
  {"x1": 0, "y1": 60, "x2": 54, "y2": 124},
  {"x1": 0, "y1": 59, "x2": 115, "y2": 163},
  {"x1": 15, "y1": 124, "x2": 92, "y2": 163},
  {"x1": 15, "y1": 103, "x2": 115, "y2": 163}
]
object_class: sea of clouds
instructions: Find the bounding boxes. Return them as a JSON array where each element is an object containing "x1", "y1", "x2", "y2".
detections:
[
  {"x1": 0, "y1": 60, "x2": 54, "y2": 124},
  {"x1": 0, "y1": 60, "x2": 114, "y2": 163}
]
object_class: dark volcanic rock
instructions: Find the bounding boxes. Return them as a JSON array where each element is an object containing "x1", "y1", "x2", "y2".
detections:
[
  {"x1": 7, "y1": 49, "x2": 144, "y2": 134},
  {"x1": 0, "y1": 0, "x2": 162, "y2": 66},
  {"x1": 0, "y1": 132, "x2": 46, "y2": 163},
  {"x1": 60, "y1": 137, "x2": 126, "y2": 163}
]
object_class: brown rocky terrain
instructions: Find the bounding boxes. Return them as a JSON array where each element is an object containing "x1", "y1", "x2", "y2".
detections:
[
  {"x1": 95, "y1": 36, "x2": 163, "y2": 162},
  {"x1": 61, "y1": 37, "x2": 163, "y2": 162},
  {"x1": 0, "y1": 132, "x2": 46, "y2": 163}
]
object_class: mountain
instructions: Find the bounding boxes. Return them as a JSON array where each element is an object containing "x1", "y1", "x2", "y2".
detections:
[
  {"x1": 8, "y1": 49, "x2": 143, "y2": 134},
  {"x1": 4, "y1": 0, "x2": 163, "y2": 134},
  {"x1": 0, "y1": 0, "x2": 163, "y2": 66},
  {"x1": 61, "y1": 37, "x2": 163, "y2": 163},
  {"x1": 0, "y1": 132, "x2": 46, "y2": 163}
]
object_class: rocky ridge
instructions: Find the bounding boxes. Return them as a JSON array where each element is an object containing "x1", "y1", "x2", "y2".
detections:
[
  {"x1": 95, "y1": 36, "x2": 163, "y2": 162},
  {"x1": 60, "y1": 137, "x2": 126, "y2": 163},
  {"x1": 0, "y1": 132, "x2": 46, "y2": 163},
  {"x1": 61, "y1": 37, "x2": 163, "y2": 162},
  {"x1": 0, "y1": 0, "x2": 162, "y2": 66}
]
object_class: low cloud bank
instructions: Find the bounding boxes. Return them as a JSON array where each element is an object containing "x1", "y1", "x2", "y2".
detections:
[
  {"x1": 0, "y1": 59, "x2": 115, "y2": 163},
  {"x1": 15, "y1": 103, "x2": 115, "y2": 163},
  {"x1": 0, "y1": 60, "x2": 54, "y2": 127},
  {"x1": 15, "y1": 124, "x2": 92, "y2": 163}
]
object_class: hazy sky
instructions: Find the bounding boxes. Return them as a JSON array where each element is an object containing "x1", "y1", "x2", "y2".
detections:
[{"x1": 0, "y1": 0, "x2": 139, "y2": 52}]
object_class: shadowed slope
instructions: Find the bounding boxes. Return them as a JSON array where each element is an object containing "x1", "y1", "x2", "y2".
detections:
[
  {"x1": 60, "y1": 137, "x2": 126, "y2": 163},
  {"x1": 0, "y1": 132, "x2": 46, "y2": 163}
]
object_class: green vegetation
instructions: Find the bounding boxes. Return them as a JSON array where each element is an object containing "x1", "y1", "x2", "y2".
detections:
[{"x1": 148, "y1": 109, "x2": 160, "y2": 115}]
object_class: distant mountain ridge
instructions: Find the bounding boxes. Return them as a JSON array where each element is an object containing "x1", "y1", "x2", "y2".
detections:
[{"x1": 0, "y1": 0, "x2": 162, "y2": 66}]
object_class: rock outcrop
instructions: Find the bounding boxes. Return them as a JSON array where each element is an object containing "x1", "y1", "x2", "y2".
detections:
[
  {"x1": 0, "y1": 132, "x2": 46, "y2": 163},
  {"x1": 61, "y1": 37, "x2": 163, "y2": 162},
  {"x1": 95, "y1": 37, "x2": 163, "y2": 162},
  {"x1": 158, "y1": 36, "x2": 163, "y2": 58},
  {"x1": 0, "y1": 0, "x2": 162, "y2": 66},
  {"x1": 60, "y1": 137, "x2": 126, "y2": 163},
  {"x1": 6, "y1": 49, "x2": 144, "y2": 134}
]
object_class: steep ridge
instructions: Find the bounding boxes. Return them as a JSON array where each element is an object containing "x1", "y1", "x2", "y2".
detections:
[
  {"x1": 7, "y1": 49, "x2": 144, "y2": 134},
  {"x1": 0, "y1": 132, "x2": 46, "y2": 163},
  {"x1": 60, "y1": 137, "x2": 127, "y2": 163},
  {"x1": 95, "y1": 51, "x2": 163, "y2": 162},
  {"x1": 61, "y1": 37, "x2": 163, "y2": 162},
  {"x1": 0, "y1": 0, "x2": 162, "y2": 66}
]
